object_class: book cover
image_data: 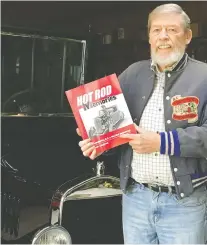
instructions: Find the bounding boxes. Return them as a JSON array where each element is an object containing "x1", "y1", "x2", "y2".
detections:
[{"x1": 65, "y1": 74, "x2": 136, "y2": 154}]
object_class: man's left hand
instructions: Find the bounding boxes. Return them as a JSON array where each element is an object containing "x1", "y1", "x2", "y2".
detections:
[{"x1": 119, "y1": 124, "x2": 161, "y2": 154}]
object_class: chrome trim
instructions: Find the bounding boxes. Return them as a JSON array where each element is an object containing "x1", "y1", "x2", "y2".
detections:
[
  {"x1": 1, "y1": 31, "x2": 84, "y2": 43},
  {"x1": 50, "y1": 175, "x2": 121, "y2": 226},
  {"x1": 65, "y1": 187, "x2": 122, "y2": 201},
  {"x1": 31, "y1": 225, "x2": 71, "y2": 244},
  {"x1": 31, "y1": 38, "x2": 35, "y2": 89},
  {"x1": 79, "y1": 40, "x2": 86, "y2": 85},
  {"x1": 59, "y1": 175, "x2": 120, "y2": 225},
  {"x1": 96, "y1": 161, "x2": 105, "y2": 176},
  {"x1": 60, "y1": 41, "x2": 67, "y2": 109}
]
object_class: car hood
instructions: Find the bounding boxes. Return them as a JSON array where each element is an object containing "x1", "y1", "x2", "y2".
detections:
[{"x1": 2, "y1": 115, "x2": 96, "y2": 192}]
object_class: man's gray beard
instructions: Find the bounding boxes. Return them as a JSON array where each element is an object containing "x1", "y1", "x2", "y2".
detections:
[{"x1": 151, "y1": 49, "x2": 185, "y2": 67}]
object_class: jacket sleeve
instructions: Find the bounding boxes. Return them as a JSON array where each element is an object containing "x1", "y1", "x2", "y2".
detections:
[{"x1": 160, "y1": 103, "x2": 207, "y2": 158}]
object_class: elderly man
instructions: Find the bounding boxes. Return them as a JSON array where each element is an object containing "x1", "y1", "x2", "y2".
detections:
[{"x1": 77, "y1": 3, "x2": 207, "y2": 244}]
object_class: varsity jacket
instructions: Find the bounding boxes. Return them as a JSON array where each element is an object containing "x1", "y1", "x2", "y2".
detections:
[{"x1": 117, "y1": 57, "x2": 207, "y2": 199}]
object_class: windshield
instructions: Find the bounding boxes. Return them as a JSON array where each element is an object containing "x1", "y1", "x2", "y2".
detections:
[{"x1": 1, "y1": 31, "x2": 86, "y2": 116}]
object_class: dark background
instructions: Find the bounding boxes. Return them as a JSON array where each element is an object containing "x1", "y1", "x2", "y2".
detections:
[
  {"x1": 2, "y1": 1, "x2": 207, "y2": 78},
  {"x1": 1, "y1": 1, "x2": 207, "y2": 112},
  {"x1": 2, "y1": 1, "x2": 207, "y2": 37}
]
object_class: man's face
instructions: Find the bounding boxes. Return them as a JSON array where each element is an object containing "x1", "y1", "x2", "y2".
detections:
[{"x1": 149, "y1": 13, "x2": 192, "y2": 68}]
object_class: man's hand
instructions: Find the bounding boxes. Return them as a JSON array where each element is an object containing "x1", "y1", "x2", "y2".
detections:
[
  {"x1": 76, "y1": 128, "x2": 101, "y2": 160},
  {"x1": 119, "y1": 124, "x2": 161, "y2": 154}
]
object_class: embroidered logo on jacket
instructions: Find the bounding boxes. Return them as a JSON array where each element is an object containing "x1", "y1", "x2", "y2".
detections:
[{"x1": 171, "y1": 95, "x2": 199, "y2": 123}]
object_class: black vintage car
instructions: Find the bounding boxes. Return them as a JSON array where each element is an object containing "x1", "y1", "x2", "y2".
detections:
[{"x1": 1, "y1": 31, "x2": 123, "y2": 244}]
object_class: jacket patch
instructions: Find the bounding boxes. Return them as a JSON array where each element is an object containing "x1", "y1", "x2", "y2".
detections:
[{"x1": 171, "y1": 95, "x2": 199, "y2": 123}]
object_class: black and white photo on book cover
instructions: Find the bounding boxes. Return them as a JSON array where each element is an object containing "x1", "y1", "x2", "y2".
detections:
[{"x1": 79, "y1": 94, "x2": 133, "y2": 138}]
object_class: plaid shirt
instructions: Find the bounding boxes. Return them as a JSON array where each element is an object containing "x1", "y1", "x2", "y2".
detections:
[{"x1": 131, "y1": 54, "x2": 188, "y2": 186}]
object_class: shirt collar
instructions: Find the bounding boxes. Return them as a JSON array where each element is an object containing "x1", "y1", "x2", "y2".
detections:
[{"x1": 151, "y1": 53, "x2": 188, "y2": 73}]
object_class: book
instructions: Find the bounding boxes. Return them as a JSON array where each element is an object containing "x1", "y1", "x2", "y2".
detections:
[{"x1": 65, "y1": 74, "x2": 136, "y2": 154}]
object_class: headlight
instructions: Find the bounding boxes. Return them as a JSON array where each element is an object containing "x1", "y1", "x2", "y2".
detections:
[{"x1": 32, "y1": 225, "x2": 72, "y2": 244}]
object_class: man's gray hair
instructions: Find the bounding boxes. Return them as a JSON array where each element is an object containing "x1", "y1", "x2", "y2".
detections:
[{"x1": 148, "y1": 3, "x2": 191, "y2": 32}]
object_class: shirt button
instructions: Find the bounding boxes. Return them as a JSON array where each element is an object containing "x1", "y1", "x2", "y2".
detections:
[
  {"x1": 166, "y1": 96, "x2": 170, "y2": 100},
  {"x1": 177, "y1": 181, "x2": 180, "y2": 185},
  {"x1": 142, "y1": 96, "x2": 146, "y2": 100},
  {"x1": 167, "y1": 120, "x2": 171, "y2": 124},
  {"x1": 124, "y1": 177, "x2": 127, "y2": 179},
  {"x1": 167, "y1": 73, "x2": 171, "y2": 78},
  {"x1": 180, "y1": 193, "x2": 185, "y2": 197},
  {"x1": 126, "y1": 165, "x2": 129, "y2": 168},
  {"x1": 174, "y1": 168, "x2": 178, "y2": 172}
]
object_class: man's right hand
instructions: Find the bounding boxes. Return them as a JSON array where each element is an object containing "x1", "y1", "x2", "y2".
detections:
[{"x1": 76, "y1": 128, "x2": 101, "y2": 160}]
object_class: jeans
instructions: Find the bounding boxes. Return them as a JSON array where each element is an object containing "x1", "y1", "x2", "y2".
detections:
[{"x1": 122, "y1": 182, "x2": 207, "y2": 244}]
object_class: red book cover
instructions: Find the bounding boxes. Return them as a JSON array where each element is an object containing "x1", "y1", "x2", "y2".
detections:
[{"x1": 65, "y1": 74, "x2": 136, "y2": 154}]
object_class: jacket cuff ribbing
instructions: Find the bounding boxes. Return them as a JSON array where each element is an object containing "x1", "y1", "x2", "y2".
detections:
[{"x1": 159, "y1": 130, "x2": 181, "y2": 156}]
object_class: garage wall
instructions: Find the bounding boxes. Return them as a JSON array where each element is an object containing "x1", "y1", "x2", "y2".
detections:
[
  {"x1": 2, "y1": 1, "x2": 207, "y2": 79},
  {"x1": 2, "y1": 1, "x2": 207, "y2": 37}
]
